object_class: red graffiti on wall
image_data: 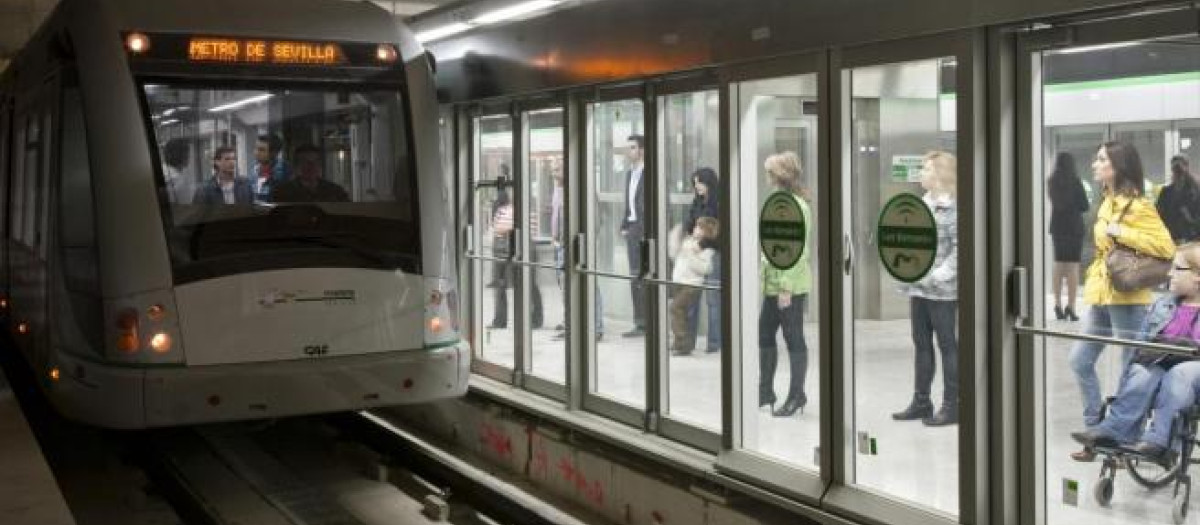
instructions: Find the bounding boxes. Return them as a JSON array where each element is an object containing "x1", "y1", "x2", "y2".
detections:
[
  {"x1": 479, "y1": 422, "x2": 513, "y2": 458},
  {"x1": 556, "y1": 457, "x2": 605, "y2": 506}
]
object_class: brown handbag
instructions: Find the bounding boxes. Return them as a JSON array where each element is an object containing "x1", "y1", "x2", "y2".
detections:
[{"x1": 1105, "y1": 198, "x2": 1171, "y2": 292}]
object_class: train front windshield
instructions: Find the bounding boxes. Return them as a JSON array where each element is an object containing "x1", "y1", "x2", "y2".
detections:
[{"x1": 142, "y1": 83, "x2": 420, "y2": 282}]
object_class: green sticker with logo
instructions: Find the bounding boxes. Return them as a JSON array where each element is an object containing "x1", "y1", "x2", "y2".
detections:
[
  {"x1": 877, "y1": 193, "x2": 937, "y2": 283},
  {"x1": 759, "y1": 191, "x2": 806, "y2": 270}
]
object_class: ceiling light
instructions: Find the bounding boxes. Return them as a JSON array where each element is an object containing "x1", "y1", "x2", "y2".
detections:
[
  {"x1": 208, "y1": 94, "x2": 273, "y2": 113},
  {"x1": 416, "y1": 23, "x2": 473, "y2": 43},
  {"x1": 474, "y1": 0, "x2": 557, "y2": 24},
  {"x1": 1053, "y1": 42, "x2": 1141, "y2": 55}
]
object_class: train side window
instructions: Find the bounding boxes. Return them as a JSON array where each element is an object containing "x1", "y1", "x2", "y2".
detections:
[
  {"x1": 21, "y1": 112, "x2": 39, "y2": 248},
  {"x1": 0, "y1": 104, "x2": 9, "y2": 242},
  {"x1": 10, "y1": 115, "x2": 26, "y2": 244},
  {"x1": 58, "y1": 83, "x2": 103, "y2": 354},
  {"x1": 37, "y1": 105, "x2": 52, "y2": 259}
]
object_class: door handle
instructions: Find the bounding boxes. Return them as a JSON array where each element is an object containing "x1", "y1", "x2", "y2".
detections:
[
  {"x1": 639, "y1": 238, "x2": 655, "y2": 279},
  {"x1": 573, "y1": 233, "x2": 586, "y2": 271},
  {"x1": 843, "y1": 233, "x2": 854, "y2": 275},
  {"x1": 1011, "y1": 266, "x2": 1029, "y2": 321}
]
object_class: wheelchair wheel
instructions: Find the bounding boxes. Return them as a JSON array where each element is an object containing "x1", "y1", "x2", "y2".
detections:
[
  {"x1": 1128, "y1": 455, "x2": 1183, "y2": 489},
  {"x1": 1173, "y1": 488, "x2": 1189, "y2": 525},
  {"x1": 1095, "y1": 476, "x2": 1114, "y2": 507}
]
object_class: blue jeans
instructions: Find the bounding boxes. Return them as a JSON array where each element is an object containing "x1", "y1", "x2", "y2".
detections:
[
  {"x1": 1069, "y1": 304, "x2": 1145, "y2": 426},
  {"x1": 1144, "y1": 362, "x2": 1200, "y2": 448},
  {"x1": 686, "y1": 258, "x2": 722, "y2": 352},
  {"x1": 1092, "y1": 362, "x2": 1167, "y2": 444}
]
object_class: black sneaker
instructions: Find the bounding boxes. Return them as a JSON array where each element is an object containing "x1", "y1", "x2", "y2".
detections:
[
  {"x1": 922, "y1": 405, "x2": 958, "y2": 426},
  {"x1": 891, "y1": 399, "x2": 934, "y2": 421}
]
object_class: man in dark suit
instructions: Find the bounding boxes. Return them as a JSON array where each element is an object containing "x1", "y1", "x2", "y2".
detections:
[
  {"x1": 621, "y1": 134, "x2": 647, "y2": 337},
  {"x1": 193, "y1": 146, "x2": 254, "y2": 205}
]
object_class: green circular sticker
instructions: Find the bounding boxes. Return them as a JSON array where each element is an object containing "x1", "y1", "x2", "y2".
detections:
[
  {"x1": 759, "y1": 191, "x2": 806, "y2": 270},
  {"x1": 877, "y1": 193, "x2": 937, "y2": 283}
]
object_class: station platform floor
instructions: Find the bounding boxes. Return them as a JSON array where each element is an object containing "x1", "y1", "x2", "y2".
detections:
[{"x1": 0, "y1": 372, "x2": 76, "y2": 525}]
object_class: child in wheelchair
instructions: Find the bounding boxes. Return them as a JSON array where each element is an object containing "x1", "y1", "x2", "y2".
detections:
[{"x1": 1072, "y1": 241, "x2": 1200, "y2": 464}]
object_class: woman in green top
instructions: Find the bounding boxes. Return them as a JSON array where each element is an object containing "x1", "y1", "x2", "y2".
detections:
[{"x1": 759, "y1": 152, "x2": 813, "y2": 417}]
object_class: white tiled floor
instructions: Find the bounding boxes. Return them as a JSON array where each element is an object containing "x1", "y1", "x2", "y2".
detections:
[{"x1": 472, "y1": 285, "x2": 1189, "y2": 524}]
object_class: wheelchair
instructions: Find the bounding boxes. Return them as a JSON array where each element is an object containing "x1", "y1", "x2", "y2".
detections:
[{"x1": 1091, "y1": 397, "x2": 1200, "y2": 524}]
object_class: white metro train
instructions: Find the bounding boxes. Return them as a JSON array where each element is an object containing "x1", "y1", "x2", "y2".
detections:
[{"x1": 0, "y1": 0, "x2": 468, "y2": 428}]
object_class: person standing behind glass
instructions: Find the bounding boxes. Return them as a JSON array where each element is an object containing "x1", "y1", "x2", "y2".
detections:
[
  {"x1": 683, "y1": 167, "x2": 721, "y2": 353},
  {"x1": 1156, "y1": 156, "x2": 1200, "y2": 244},
  {"x1": 892, "y1": 151, "x2": 960, "y2": 426},
  {"x1": 1047, "y1": 152, "x2": 1090, "y2": 322},
  {"x1": 758, "y1": 152, "x2": 812, "y2": 418},
  {"x1": 489, "y1": 174, "x2": 515, "y2": 329},
  {"x1": 1068, "y1": 141, "x2": 1175, "y2": 462},
  {"x1": 621, "y1": 134, "x2": 647, "y2": 337}
]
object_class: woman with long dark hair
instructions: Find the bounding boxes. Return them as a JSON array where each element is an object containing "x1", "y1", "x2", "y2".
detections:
[
  {"x1": 684, "y1": 167, "x2": 721, "y2": 353},
  {"x1": 1047, "y1": 152, "x2": 1089, "y2": 321},
  {"x1": 1067, "y1": 141, "x2": 1175, "y2": 461},
  {"x1": 1156, "y1": 155, "x2": 1200, "y2": 244}
]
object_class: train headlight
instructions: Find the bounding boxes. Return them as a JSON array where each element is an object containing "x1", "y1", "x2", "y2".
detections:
[
  {"x1": 125, "y1": 32, "x2": 151, "y2": 54},
  {"x1": 146, "y1": 304, "x2": 166, "y2": 322},
  {"x1": 150, "y1": 333, "x2": 172, "y2": 354},
  {"x1": 375, "y1": 44, "x2": 398, "y2": 64}
]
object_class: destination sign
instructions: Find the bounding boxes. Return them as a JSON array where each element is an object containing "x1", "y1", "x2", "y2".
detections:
[{"x1": 187, "y1": 37, "x2": 345, "y2": 66}]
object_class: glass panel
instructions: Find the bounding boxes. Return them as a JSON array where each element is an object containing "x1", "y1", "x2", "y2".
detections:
[
  {"x1": 849, "y1": 57, "x2": 958, "y2": 516},
  {"x1": 527, "y1": 108, "x2": 566, "y2": 383},
  {"x1": 142, "y1": 83, "x2": 420, "y2": 281},
  {"x1": 735, "y1": 74, "x2": 821, "y2": 468},
  {"x1": 1178, "y1": 120, "x2": 1200, "y2": 172},
  {"x1": 588, "y1": 99, "x2": 645, "y2": 407},
  {"x1": 1040, "y1": 37, "x2": 1199, "y2": 525},
  {"x1": 660, "y1": 89, "x2": 720, "y2": 430},
  {"x1": 475, "y1": 114, "x2": 516, "y2": 369}
]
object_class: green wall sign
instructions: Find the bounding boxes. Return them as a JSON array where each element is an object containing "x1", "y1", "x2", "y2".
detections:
[
  {"x1": 759, "y1": 191, "x2": 806, "y2": 270},
  {"x1": 877, "y1": 193, "x2": 937, "y2": 283}
]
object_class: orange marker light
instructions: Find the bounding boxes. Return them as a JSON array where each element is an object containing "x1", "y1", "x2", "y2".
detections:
[
  {"x1": 376, "y1": 44, "x2": 398, "y2": 63},
  {"x1": 429, "y1": 316, "x2": 444, "y2": 333},
  {"x1": 16, "y1": 322, "x2": 28, "y2": 334},
  {"x1": 125, "y1": 32, "x2": 151, "y2": 54},
  {"x1": 150, "y1": 333, "x2": 172, "y2": 353},
  {"x1": 117, "y1": 333, "x2": 139, "y2": 353},
  {"x1": 48, "y1": 368, "x2": 60, "y2": 382},
  {"x1": 0, "y1": 298, "x2": 8, "y2": 309}
]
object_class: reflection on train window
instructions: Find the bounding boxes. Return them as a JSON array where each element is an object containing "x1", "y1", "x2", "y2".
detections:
[
  {"x1": 1039, "y1": 37, "x2": 1200, "y2": 525},
  {"x1": 141, "y1": 84, "x2": 420, "y2": 281}
]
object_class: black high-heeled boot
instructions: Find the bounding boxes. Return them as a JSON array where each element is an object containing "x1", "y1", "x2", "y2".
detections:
[
  {"x1": 773, "y1": 392, "x2": 806, "y2": 417},
  {"x1": 759, "y1": 393, "x2": 776, "y2": 411},
  {"x1": 1054, "y1": 305, "x2": 1065, "y2": 320},
  {"x1": 1064, "y1": 306, "x2": 1079, "y2": 322}
]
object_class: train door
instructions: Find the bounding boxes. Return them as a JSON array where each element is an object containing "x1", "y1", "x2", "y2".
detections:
[
  {"x1": 10, "y1": 72, "x2": 58, "y2": 372},
  {"x1": 0, "y1": 97, "x2": 11, "y2": 303},
  {"x1": 1015, "y1": 7, "x2": 1200, "y2": 525},
  {"x1": 824, "y1": 30, "x2": 985, "y2": 525}
]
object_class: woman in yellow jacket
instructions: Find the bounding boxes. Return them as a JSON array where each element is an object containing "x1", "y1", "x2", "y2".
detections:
[{"x1": 1068, "y1": 141, "x2": 1175, "y2": 461}]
